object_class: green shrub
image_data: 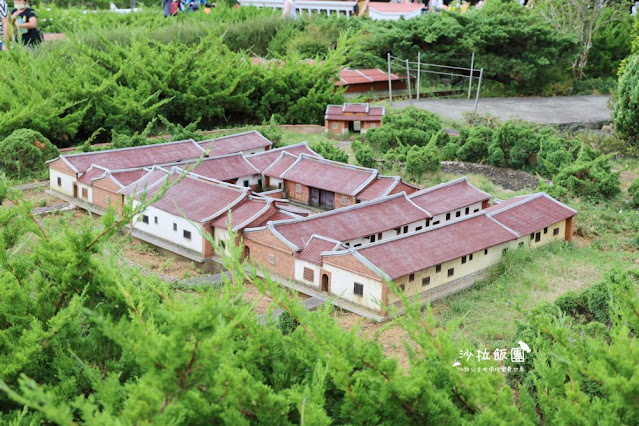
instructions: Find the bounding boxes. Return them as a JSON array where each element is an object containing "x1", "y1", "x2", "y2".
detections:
[
  {"x1": 353, "y1": 141, "x2": 377, "y2": 168},
  {"x1": 277, "y1": 311, "x2": 298, "y2": 335},
  {"x1": 0, "y1": 129, "x2": 59, "y2": 179},
  {"x1": 628, "y1": 179, "x2": 639, "y2": 208},
  {"x1": 457, "y1": 126, "x2": 493, "y2": 162},
  {"x1": 554, "y1": 291, "x2": 581, "y2": 316},
  {"x1": 613, "y1": 54, "x2": 639, "y2": 146},
  {"x1": 490, "y1": 119, "x2": 541, "y2": 169},
  {"x1": 365, "y1": 108, "x2": 442, "y2": 152},
  {"x1": 441, "y1": 142, "x2": 461, "y2": 161},
  {"x1": 405, "y1": 134, "x2": 440, "y2": 178},
  {"x1": 586, "y1": 281, "x2": 610, "y2": 323},
  {"x1": 309, "y1": 140, "x2": 348, "y2": 163}
]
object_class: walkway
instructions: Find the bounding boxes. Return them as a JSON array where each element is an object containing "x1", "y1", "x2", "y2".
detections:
[{"x1": 393, "y1": 95, "x2": 611, "y2": 126}]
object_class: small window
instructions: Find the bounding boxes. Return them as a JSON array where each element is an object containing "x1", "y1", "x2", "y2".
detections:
[
  {"x1": 518, "y1": 242, "x2": 524, "y2": 248},
  {"x1": 425, "y1": 219, "x2": 431, "y2": 227},
  {"x1": 269, "y1": 254, "x2": 275, "y2": 264},
  {"x1": 465, "y1": 207, "x2": 469, "y2": 215},
  {"x1": 81, "y1": 188, "x2": 88, "y2": 199},
  {"x1": 530, "y1": 233, "x2": 535, "y2": 240},
  {"x1": 57, "y1": 177, "x2": 62, "y2": 186},
  {"x1": 456, "y1": 211, "x2": 461, "y2": 218},
  {"x1": 341, "y1": 196, "x2": 348, "y2": 205},
  {"x1": 415, "y1": 226, "x2": 422, "y2": 231},
  {"x1": 447, "y1": 268, "x2": 454, "y2": 277},
  {"x1": 183, "y1": 230, "x2": 191, "y2": 239},
  {"x1": 354, "y1": 282, "x2": 364, "y2": 296},
  {"x1": 544, "y1": 227, "x2": 548, "y2": 234},
  {"x1": 354, "y1": 243, "x2": 361, "y2": 248},
  {"x1": 219, "y1": 240, "x2": 226, "y2": 250},
  {"x1": 484, "y1": 249, "x2": 488, "y2": 255},
  {"x1": 258, "y1": 179, "x2": 262, "y2": 187},
  {"x1": 243, "y1": 180, "x2": 250, "y2": 187},
  {"x1": 535, "y1": 232, "x2": 541, "y2": 243},
  {"x1": 394, "y1": 227, "x2": 401, "y2": 235},
  {"x1": 105, "y1": 195, "x2": 110, "y2": 203},
  {"x1": 502, "y1": 248, "x2": 509, "y2": 255},
  {"x1": 173, "y1": 223, "x2": 177, "y2": 232},
  {"x1": 154, "y1": 216, "x2": 158, "y2": 225},
  {"x1": 370, "y1": 235, "x2": 376, "y2": 243},
  {"x1": 436, "y1": 264, "x2": 442, "y2": 273},
  {"x1": 378, "y1": 233, "x2": 382, "y2": 240},
  {"x1": 469, "y1": 253, "x2": 473, "y2": 261},
  {"x1": 399, "y1": 284, "x2": 405, "y2": 291},
  {"x1": 278, "y1": 182, "x2": 282, "y2": 189},
  {"x1": 474, "y1": 208, "x2": 479, "y2": 213},
  {"x1": 332, "y1": 122, "x2": 338, "y2": 129},
  {"x1": 553, "y1": 228, "x2": 559, "y2": 236},
  {"x1": 446, "y1": 213, "x2": 451, "y2": 220},
  {"x1": 370, "y1": 123, "x2": 376, "y2": 129},
  {"x1": 422, "y1": 276, "x2": 430, "y2": 286},
  {"x1": 461, "y1": 256, "x2": 467, "y2": 264},
  {"x1": 403, "y1": 226, "x2": 408, "y2": 233},
  {"x1": 409, "y1": 273, "x2": 415, "y2": 282},
  {"x1": 142, "y1": 215, "x2": 149, "y2": 224},
  {"x1": 433, "y1": 220, "x2": 440, "y2": 225},
  {"x1": 303, "y1": 267, "x2": 314, "y2": 282},
  {"x1": 296, "y1": 184, "x2": 301, "y2": 193}
]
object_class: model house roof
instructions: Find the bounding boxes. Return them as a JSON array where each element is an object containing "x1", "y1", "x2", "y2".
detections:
[
  {"x1": 178, "y1": 153, "x2": 260, "y2": 182},
  {"x1": 262, "y1": 152, "x2": 299, "y2": 178},
  {"x1": 331, "y1": 213, "x2": 517, "y2": 280},
  {"x1": 119, "y1": 167, "x2": 170, "y2": 197},
  {"x1": 335, "y1": 68, "x2": 404, "y2": 86},
  {"x1": 408, "y1": 177, "x2": 491, "y2": 217},
  {"x1": 356, "y1": 176, "x2": 401, "y2": 201},
  {"x1": 246, "y1": 193, "x2": 431, "y2": 251},
  {"x1": 325, "y1": 103, "x2": 386, "y2": 122},
  {"x1": 141, "y1": 172, "x2": 248, "y2": 223},
  {"x1": 77, "y1": 165, "x2": 109, "y2": 185},
  {"x1": 297, "y1": 235, "x2": 344, "y2": 265},
  {"x1": 280, "y1": 154, "x2": 378, "y2": 196},
  {"x1": 211, "y1": 197, "x2": 273, "y2": 231},
  {"x1": 274, "y1": 202, "x2": 313, "y2": 216},
  {"x1": 199, "y1": 131, "x2": 272, "y2": 156},
  {"x1": 245, "y1": 142, "x2": 322, "y2": 173},
  {"x1": 486, "y1": 193, "x2": 577, "y2": 237},
  {"x1": 50, "y1": 139, "x2": 204, "y2": 174},
  {"x1": 110, "y1": 169, "x2": 149, "y2": 186}
]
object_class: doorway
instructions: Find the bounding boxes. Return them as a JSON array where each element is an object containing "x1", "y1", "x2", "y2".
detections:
[{"x1": 321, "y1": 274, "x2": 329, "y2": 292}]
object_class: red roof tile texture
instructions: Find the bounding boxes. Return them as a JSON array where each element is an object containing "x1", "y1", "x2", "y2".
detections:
[
  {"x1": 281, "y1": 155, "x2": 376, "y2": 196},
  {"x1": 336, "y1": 68, "x2": 404, "y2": 86},
  {"x1": 355, "y1": 214, "x2": 516, "y2": 279},
  {"x1": 110, "y1": 170, "x2": 148, "y2": 186},
  {"x1": 297, "y1": 237, "x2": 341, "y2": 265},
  {"x1": 325, "y1": 104, "x2": 385, "y2": 122},
  {"x1": 246, "y1": 143, "x2": 322, "y2": 173},
  {"x1": 265, "y1": 194, "x2": 430, "y2": 249},
  {"x1": 263, "y1": 153, "x2": 298, "y2": 178},
  {"x1": 487, "y1": 194, "x2": 576, "y2": 237},
  {"x1": 199, "y1": 131, "x2": 272, "y2": 157},
  {"x1": 211, "y1": 198, "x2": 270, "y2": 230},
  {"x1": 119, "y1": 169, "x2": 169, "y2": 196},
  {"x1": 62, "y1": 140, "x2": 204, "y2": 174},
  {"x1": 77, "y1": 167, "x2": 106, "y2": 185},
  {"x1": 356, "y1": 176, "x2": 399, "y2": 201},
  {"x1": 409, "y1": 178, "x2": 491, "y2": 216},
  {"x1": 187, "y1": 154, "x2": 259, "y2": 182}
]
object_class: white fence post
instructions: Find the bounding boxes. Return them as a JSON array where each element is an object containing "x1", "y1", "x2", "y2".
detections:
[
  {"x1": 468, "y1": 52, "x2": 475, "y2": 100},
  {"x1": 388, "y1": 53, "x2": 393, "y2": 105},
  {"x1": 474, "y1": 68, "x2": 483, "y2": 113}
]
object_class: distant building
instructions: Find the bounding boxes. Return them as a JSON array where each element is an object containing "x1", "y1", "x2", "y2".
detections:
[
  {"x1": 325, "y1": 103, "x2": 385, "y2": 134},
  {"x1": 335, "y1": 68, "x2": 406, "y2": 93},
  {"x1": 367, "y1": 2, "x2": 425, "y2": 20}
]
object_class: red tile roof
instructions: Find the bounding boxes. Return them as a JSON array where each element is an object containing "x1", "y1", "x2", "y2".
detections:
[
  {"x1": 281, "y1": 154, "x2": 377, "y2": 196},
  {"x1": 408, "y1": 177, "x2": 491, "y2": 217},
  {"x1": 182, "y1": 153, "x2": 259, "y2": 182},
  {"x1": 142, "y1": 172, "x2": 249, "y2": 223},
  {"x1": 210, "y1": 197, "x2": 272, "y2": 231},
  {"x1": 248, "y1": 193, "x2": 430, "y2": 250},
  {"x1": 368, "y1": 2, "x2": 425, "y2": 13},
  {"x1": 119, "y1": 167, "x2": 170, "y2": 196},
  {"x1": 274, "y1": 202, "x2": 313, "y2": 216},
  {"x1": 246, "y1": 143, "x2": 322, "y2": 173},
  {"x1": 199, "y1": 131, "x2": 272, "y2": 156},
  {"x1": 267, "y1": 211, "x2": 299, "y2": 221},
  {"x1": 486, "y1": 193, "x2": 577, "y2": 237},
  {"x1": 335, "y1": 68, "x2": 404, "y2": 86},
  {"x1": 325, "y1": 104, "x2": 386, "y2": 122},
  {"x1": 57, "y1": 140, "x2": 204, "y2": 174},
  {"x1": 77, "y1": 166, "x2": 107, "y2": 185},
  {"x1": 263, "y1": 152, "x2": 298, "y2": 178},
  {"x1": 297, "y1": 236, "x2": 343, "y2": 265},
  {"x1": 483, "y1": 195, "x2": 532, "y2": 213},
  {"x1": 356, "y1": 176, "x2": 400, "y2": 201},
  {"x1": 110, "y1": 170, "x2": 148, "y2": 186},
  {"x1": 341, "y1": 213, "x2": 517, "y2": 280}
]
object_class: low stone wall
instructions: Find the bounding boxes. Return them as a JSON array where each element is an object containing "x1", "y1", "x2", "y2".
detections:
[{"x1": 441, "y1": 161, "x2": 546, "y2": 191}]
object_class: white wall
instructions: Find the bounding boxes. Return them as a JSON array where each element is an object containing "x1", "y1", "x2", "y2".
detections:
[
  {"x1": 132, "y1": 201, "x2": 205, "y2": 254},
  {"x1": 430, "y1": 202, "x2": 483, "y2": 226},
  {"x1": 344, "y1": 218, "x2": 429, "y2": 248},
  {"x1": 213, "y1": 227, "x2": 233, "y2": 256},
  {"x1": 49, "y1": 169, "x2": 76, "y2": 197},
  {"x1": 233, "y1": 174, "x2": 261, "y2": 188},
  {"x1": 267, "y1": 177, "x2": 284, "y2": 190},
  {"x1": 323, "y1": 264, "x2": 384, "y2": 311},
  {"x1": 295, "y1": 259, "x2": 321, "y2": 288},
  {"x1": 76, "y1": 182, "x2": 93, "y2": 203}
]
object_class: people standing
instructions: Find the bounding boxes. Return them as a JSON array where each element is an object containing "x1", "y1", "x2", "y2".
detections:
[
  {"x1": 11, "y1": 0, "x2": 42, "y2": 47},
  {"x1": 0, "y1": 0, "x2": 8, "y2": 51},
  {"x1": 282, "y1": 0, "x2": 298, "y2": 20}
]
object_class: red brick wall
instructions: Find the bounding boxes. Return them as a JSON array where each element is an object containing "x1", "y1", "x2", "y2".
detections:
[
  {"x1": 49, "y1": 158, "x2": 76, "y2": 175},
  {"x1": 389, "y1": 181, "x2": 419, "y2": 196},
  {"x1": 244, "y1": 229, "x2": 295, "y2": 278},
  {"x1": 361, "y1": 121, "x2": 382, "y2": 132},
  {"x1": 342, "y1": 80, "x2": 407, "y2": 93},
  {"x1": 334, "y1": 193, "x2": 355, "y2": 209},
  {"x1": 93, "y1": 177, "x2": 123, "y2": 213},
  {"x1": 323, "y1": 253, "x2": 380, "y2": 281},
  {"x1": 202, "y1": 224, "x2": 214, "y2": 258},
  {"x1": 565, "y1": 216, "x2": 574, "y2": 242},
  {"x1": 285, "y1": 180, "x2": 310, "y2": 204},
  {"x1": 325, "y1": 120, "x2": 348, "y2": 134}
]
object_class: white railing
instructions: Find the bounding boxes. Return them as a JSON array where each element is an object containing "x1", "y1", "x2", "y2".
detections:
[{"x1": 239, "y1": 0, "x2": 358, "y2": 17}]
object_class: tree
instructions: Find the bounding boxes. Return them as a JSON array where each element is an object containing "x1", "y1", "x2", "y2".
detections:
[
  {"x1": 309, "y1": 140, "x2": 348, "y2": 163},
  {"x1": 0, "y1": 129, "x2": 59, "y2": 180},
  {"x1": 406, "y1": 132, "x2": 441, "y2": 178},
  {"x1": 534, "y1": 0, "x2": 624, "y2": 81},
  {"x1": 613, "y1": 54, "x2": 639, "y2": 145}
]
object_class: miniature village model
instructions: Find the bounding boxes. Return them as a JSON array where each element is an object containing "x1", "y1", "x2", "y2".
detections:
[{"x1": 47, "y1": 131, "x2": 577, "y2": 319}]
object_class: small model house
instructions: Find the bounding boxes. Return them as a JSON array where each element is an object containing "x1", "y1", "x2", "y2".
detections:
[{"x1": 325, "y1": 103, "x2": 385, "y2": 134}]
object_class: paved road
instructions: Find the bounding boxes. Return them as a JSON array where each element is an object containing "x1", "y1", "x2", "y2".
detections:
[{"x1": 393, "y1": 95, "x2": 611, "y2": 125}]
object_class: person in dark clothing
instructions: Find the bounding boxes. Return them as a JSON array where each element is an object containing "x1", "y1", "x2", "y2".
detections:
[{"x1": 11, "y1": 0, "x2": 42, "y2": 46}]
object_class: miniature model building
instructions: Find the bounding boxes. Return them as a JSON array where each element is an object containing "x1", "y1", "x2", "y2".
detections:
[{"x1": 325, "y1": 103, "x2": 385, "y2": 134}]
